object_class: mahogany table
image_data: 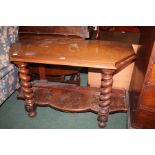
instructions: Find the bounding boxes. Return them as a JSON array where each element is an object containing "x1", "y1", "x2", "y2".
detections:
[{"x1": 9, "y1": 36, "x2": 136, "y2": 128}]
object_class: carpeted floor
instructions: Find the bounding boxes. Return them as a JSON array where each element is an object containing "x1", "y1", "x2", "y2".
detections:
[{"x1": 0, "y1": 73, "x2": 127, "y2": 129}]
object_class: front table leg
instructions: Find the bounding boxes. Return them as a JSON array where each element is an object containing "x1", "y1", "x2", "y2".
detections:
[
  {"x1": 17, "y1": 62, "x2": 37, "y2": 117},
  {"x1": 98, "y1": 69, "x2": 115, "y2": 128}
]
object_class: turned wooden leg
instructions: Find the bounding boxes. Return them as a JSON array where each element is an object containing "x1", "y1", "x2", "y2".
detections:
[
  {"x1": 17, "y1": 62, "x2": 37, "y2": 117},
  {"x1": 98, "y1": 69, "x2": 115, "y2": 128}
]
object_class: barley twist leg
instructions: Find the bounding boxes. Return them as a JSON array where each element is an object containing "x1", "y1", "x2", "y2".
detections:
[
  {"x1": 98, "y1": 69, "x2": 114, "y2": 128},
  {"x1": 17, "y1": 62, "x2": 37, "y2": 117}
]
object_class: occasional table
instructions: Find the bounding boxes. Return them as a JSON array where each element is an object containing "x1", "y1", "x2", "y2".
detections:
[{"x1": 9, "y1": 36, "x2": 136, "y2": 128}]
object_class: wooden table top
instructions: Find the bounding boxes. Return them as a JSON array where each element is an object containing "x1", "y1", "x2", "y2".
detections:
[{"x1": 9, "y1": 35, "x2": 135, "y2": 69}]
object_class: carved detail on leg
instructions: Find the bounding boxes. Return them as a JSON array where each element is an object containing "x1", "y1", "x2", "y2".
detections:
[
  {"x1": 98, "y1": 69, "x2": 115, "y2": 128},
  {"x1": 17, "y1": 62, "x2": 37, "y2": 117}
]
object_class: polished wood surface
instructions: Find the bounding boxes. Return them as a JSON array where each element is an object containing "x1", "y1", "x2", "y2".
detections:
[
  {"x1": 129, "y1": 27, "x2": 155, "y2": 128},
  {"x1": 133, "y1": 109, "x2": 155, "y2": 128},
  {"x1": 10, "y1": 36, "x2": 135, "y2": 69},
  {"x1": 141, "y1": 86, "x2": 155, "y2": 109},
  {"x1": 149, "y1": 64, "x2": 155, "y2": 84}
]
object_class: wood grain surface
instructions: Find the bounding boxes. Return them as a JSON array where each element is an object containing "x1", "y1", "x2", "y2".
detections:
[{"x1": 10, "y1": 36, "x2": 135, "y2": 69}]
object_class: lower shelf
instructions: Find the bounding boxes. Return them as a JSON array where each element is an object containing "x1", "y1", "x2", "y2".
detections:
[{"x1": 18, "y1": 85, "x2": 128, "y2": 113}]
